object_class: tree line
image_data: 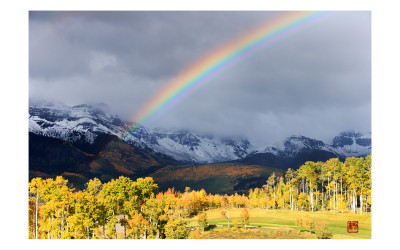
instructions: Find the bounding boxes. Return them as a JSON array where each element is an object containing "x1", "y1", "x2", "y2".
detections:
[
  {"x1": 249, "y1": 155, "x2": 371, "y2": 214},
  {"x1": 28, "y1": 155, "x2": 371, "y2": 239}
]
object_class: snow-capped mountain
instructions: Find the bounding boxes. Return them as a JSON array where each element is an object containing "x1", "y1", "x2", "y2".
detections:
[
  {"x1": 29, "y1": 103, "x2": 370, "y2": 166},
  {"x1": 254, "y1": 132, "x2": 370, "y2": 159},
  {"x1": 241, "y1": 131, "x2": 371, "y2": 169},
  {"x1": 29, "y1": 103, "x2": 253, "y2": 163},
  {"x1": 261, "y1": 135, "x2": 335, "y2": 156},
  {"x1": 29, "y1": 103, "x2": 125, "y2": 144},
  {"x1": 331, "y1": 131, "x2": 371, "y2": 157},
  {"x1": 124, "y1": 127, "x2": 252, "y2": 163}
]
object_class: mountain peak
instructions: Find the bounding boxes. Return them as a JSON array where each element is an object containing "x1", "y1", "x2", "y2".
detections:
[
  {"x1": 331, "y1": 130, "x2": 371, "y2": 156},
  {"x1": 333, "y1": 131, "x2": 371, "y2": 147},
  {"x1": 284, "y1": 135, "x2": 325, "y2": 148},
  {"x1": 28, "y1": 103, "x2": 370, "y2": 164},
  {"x1": 338, "y1": 130, "x2": 362, "y2": 138},
  {"x1": 29, "y1": 103, "x2": 254, "y2": 164}
]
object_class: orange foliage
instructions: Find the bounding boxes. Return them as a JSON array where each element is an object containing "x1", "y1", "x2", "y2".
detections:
[
  {"x1": 61, "y1": 172, "x2": 84, "y2": 178},
  {"x1": 29, "y1": 171, "x2": 50, "y2": 178},
  {"x1": 110, "y1": 162, "x2": 135, "y2": 175},
  {"x1": 89, "y1": 161, "x2": 101, "y2": 170},
  {"x1": 155, "y1": 164, "x2": 261, "y2": 182}
]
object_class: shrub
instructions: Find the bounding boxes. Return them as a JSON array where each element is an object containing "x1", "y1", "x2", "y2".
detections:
[
  {"x1": 315, "y1": 221, "x2": 332, "y2": 239},
  {"x1": 295, "y1": 217, "x2": 303, "y2": 232},
  {"x1": 303, "y1": 219, "x2": 315, "y2": 235},
  {"x1": 188, "y1": 228, "x2": 203, "y2": 239},
  {"x1": 164, "y1": 218, "x2": 189, "y2": 239},
  {"x1": 232, "y1": 219, "x2": 239, "y2": 230},
  {"x1": 197, "y1": 210, "x2": 208, "y2": 233},
  {"x1": 240, "y1": 208, "x2": 250, "y2": 231}
]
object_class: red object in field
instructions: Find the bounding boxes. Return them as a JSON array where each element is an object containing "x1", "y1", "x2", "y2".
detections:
[{"x1": 347, "y1": 221, "x2": 358, "y2": 233}]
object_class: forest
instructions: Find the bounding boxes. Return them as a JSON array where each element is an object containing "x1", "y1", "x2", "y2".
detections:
[{"x1": 28, "y1": 155, "x2": 371, "y2": 239}]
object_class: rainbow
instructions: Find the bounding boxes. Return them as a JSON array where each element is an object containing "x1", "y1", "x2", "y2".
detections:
[{"x1": 127, "y1": 11, "x2": 330, "y2": 135}]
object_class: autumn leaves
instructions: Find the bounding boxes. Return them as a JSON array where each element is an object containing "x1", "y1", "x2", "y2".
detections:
[
  {"x1": 28, "y1": 155, "x2": 371, "y2": 239},
  {"x1": 249, "y1": 155, "x2": 372, "y2": 214}
]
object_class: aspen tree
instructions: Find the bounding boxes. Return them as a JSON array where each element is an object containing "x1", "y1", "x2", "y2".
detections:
[
  {"x1": 29, "y1": 177, "x2": 45, "y2": 239},
  {"x1": 197, "y1": 210, "x2": 208, "y2": 233},
  {"x1": 240, "y1": 208, "x2": 250, "y2": 232}
]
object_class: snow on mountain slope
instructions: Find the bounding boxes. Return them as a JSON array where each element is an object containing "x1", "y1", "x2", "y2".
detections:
[
  {"x1": 253, "y1": 132, "x2": 371, "y2": 159},
  {"x1": 29, "y1": 103, "x2": 370, "y2": 164},
  {"x1": 122, "y1": 126, "x2": 252, "y2": 163},
  {"x1": 147, "y1": 130, "x2": 251, "y2": 163},
  {"x1": 256, "y1": 135, "x2": 335, "y2": 157},
  {"x1": 29, "y1": 103, "x2": 253, "y2": 163},
  {"x1": 29, "y1": 103, "x2": 125, "y2": 144},
  {"x1": 331, "y1": 131, "x2": 371, "y2": 157}
]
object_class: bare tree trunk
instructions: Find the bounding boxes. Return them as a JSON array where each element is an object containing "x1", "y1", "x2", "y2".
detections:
[
  {"x1": 227, "y1": 209, "x2": 230, "y2": 228},
  {"x1": 340, "y1": 177, "x2": 343, "y2": 213},
  {"x1": 57, "y1": 210, "x2": 61, "y2": 239},
  {"x1": 311, "y1": 191, "x2": 313, "y2": 212},
  {"x1": 310, "y1": 181, "x2": 313, "y2": 212},
  {"x1": 48, "y1": 216, "x2": 51, "y2": 239},
  {"x1": 35, "y1": 192, "x2": 38, "y2": 239},
  {"x1": 353, "y1": 189, "x2": 356, "y2": 214},
  {"x1": 51, "y1": 216, "x2": 54, "y2": 239},
  {"x1": 113, "y1": 211, "x2": 117, "y2": 239},
  {"x1": 61, "y1": 212, "x2": 64, "y2": 238},
  {"x1": 360, "y1": 184, "x2": 363, "y2": 215},
  {"x1": 103, "y1": 219, "x2": 106, "y2": 239},
  {"x1": 333, "y1": 180, "x2": 336, "y2": 213},
  {"x1": 123, "y1": 214, "x2": 126, "y2": 239},
  {"x1": 355, "y1": 190, "x2": 358, "y2": 213},
  {"x1": 273, "y1": 187, "x2": 275, "y2": 208},
  {"x1": 328, "y1": 176, "x2": 331, "y2": 212},
  {"x1": 335, "y1": 180, "x2": 338, "y2": 213},
  {"x1": 321, "y1": 182, "x2": 324, "y2": 211},
  {"x1": 322, "y1": 193, "x2": 324, "y2": 211}
]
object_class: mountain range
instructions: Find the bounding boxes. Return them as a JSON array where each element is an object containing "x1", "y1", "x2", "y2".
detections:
[
  {"x1": 29, "y1": 103, "x2": 371, "y2": 192},
  {"x1": 29, "y1": 103, "x2": 254, "y2": 164}
]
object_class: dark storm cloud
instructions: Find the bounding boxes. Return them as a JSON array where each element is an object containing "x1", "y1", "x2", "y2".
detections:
[
  {"x1": 30, "y1": 12, "x2": 277, "y2": 80},
  {"x1": 29, "y1": 11, "x2": 371, "y2": 147}
]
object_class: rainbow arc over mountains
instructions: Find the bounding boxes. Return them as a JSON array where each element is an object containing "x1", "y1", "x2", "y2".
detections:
[{"x1": 125, "y1": 11, "x2": 330, "y2": 136}]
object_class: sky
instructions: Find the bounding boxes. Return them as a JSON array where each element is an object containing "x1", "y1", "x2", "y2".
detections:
[{"x1": 29, "y1": 11, "x2": 371, "y2": 147}]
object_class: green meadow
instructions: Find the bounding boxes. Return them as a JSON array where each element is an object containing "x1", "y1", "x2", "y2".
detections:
[{"x1": 190, "y1": 208, "x2": 371, "y2": 239}]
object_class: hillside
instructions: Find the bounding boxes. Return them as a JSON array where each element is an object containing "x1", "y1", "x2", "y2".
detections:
[
  {"x1": 150, "y1": 163, "x2": 283, "y2": 194},
  {"x1": 29, "y1": 103, "x2": 370, "y2": 168},
  {"x1": 29, "y1": 132, "x2": 177, "y2": 188},
  {"x1": 29, "y1": 103, "x2": 371, "y2": 192},
  {"x1": 30, "y1": 132, "x2": 280, "y2": 193}
]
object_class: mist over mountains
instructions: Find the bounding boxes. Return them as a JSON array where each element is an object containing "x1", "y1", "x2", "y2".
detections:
[
  {"x1": 29, "y1": 12, "x2": 371, "y2": 150},
  {"x1": 29, "y1": 103, "x2": 370, "y2": 164},
  {"x1": 28, "y1": 103, "x2": 371, "y2": 192}
]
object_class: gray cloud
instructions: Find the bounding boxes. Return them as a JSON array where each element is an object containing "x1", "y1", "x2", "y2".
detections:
[{"x1": 29, "y1": 11, "x2": 371, "y2": 147}]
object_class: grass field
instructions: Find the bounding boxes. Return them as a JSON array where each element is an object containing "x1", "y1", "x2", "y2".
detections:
[
  {"x1": 190, "y1": 208, "x2": 371, "y2": 239},
  {"x1": 202, "y1": 228, "x2": 316, "y2": 239}
]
